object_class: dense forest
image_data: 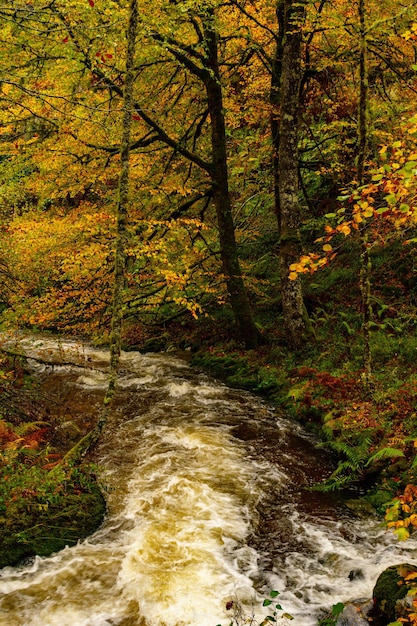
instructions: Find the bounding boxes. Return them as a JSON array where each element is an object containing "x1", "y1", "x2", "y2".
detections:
[{"x1": 1, "y1": 0, "x2": 417, "y2": 623}]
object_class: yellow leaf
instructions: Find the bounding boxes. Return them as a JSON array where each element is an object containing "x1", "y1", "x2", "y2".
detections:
[
  {"x1": 337, "y1": 223, "x2": 351, "y2": 236},
  {"x1": 395, "y1": 527, "x2": 410, "y2": 541},
  {"x1": 363, "y1": 209, "x2": 374, "y2": 218},
  {"x1": 323, "y1": 244, "x2": 332, "y2": 252}
]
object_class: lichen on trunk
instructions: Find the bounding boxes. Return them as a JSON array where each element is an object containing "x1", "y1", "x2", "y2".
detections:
[{"x1": 357, "y1": 0, "x2": 373, "y2": 389}]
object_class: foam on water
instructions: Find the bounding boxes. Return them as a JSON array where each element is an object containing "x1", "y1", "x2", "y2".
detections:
[{"x1": 1, "y1": 334, "x2": 417, "y2": 626}]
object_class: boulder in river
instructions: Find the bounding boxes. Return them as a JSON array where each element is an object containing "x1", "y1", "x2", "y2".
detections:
[
  {"x1": 371, "y1": 563, "x2": 417, "y2": 625},
  {"x1": 335, "y1": 599, "x2": 373, "y2": 626}
]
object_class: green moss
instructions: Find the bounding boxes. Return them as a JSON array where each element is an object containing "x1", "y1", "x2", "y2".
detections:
[
  {"x1": 191, "y1": 352, "x2": 254, "y2": 387},
  {"x1": 372, "y1": 564, "x2": 417, "y2": 625},
  {"x1": 191, "y1": 350, "x2": 286, "y2": 398},
  {"x1": 366, "y1": 487, "x2": 397, "y2": 515}
]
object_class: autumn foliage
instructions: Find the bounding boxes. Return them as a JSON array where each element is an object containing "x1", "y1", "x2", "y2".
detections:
[{"x1": 0, "y1": 0, "x2": 417, "y2": 539}]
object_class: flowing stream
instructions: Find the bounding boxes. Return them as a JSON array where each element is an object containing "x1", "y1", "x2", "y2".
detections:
[{"x1": 1, "y1": 335, "x2": 417, "y2": 626}]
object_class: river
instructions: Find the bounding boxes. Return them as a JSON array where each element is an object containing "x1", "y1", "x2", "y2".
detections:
[{"x1": 1, "y1": 334, "x2": 417, "y2": 626}]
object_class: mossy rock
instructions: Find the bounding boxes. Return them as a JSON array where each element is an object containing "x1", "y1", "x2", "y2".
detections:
[
  {"x1": 191, "y1": 352, "x2": 251, "y2": 381},
  {"x1": 142, "y1": 333, "x2": 170, "y2": 352},
  {"x1": 344, "y1": 497, "x2": 377, "y2": 518},
  {"x1": 372, "y1": 563, "x2": 417, "y2": 625},
  {"x1": 0, "y1": 477, "x2": 106, "y2": 569},
  {"x1": 226, "y1": 372, "x2": 258, "y2": 390}
]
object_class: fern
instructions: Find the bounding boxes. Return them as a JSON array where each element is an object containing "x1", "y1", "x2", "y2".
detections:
[
  {"x1": 318, "y1": 438, "x2": 406, "y2": 491},
  {"x1": 341, "y1": 320, "x2": 355, "y2": 336},
  {"x1": 316, "y1": 436, "x2": 373, "y2": 491},
  {"x1": 14, "y1": 421, "x2": 49, "y2": 437},
  {"x1": 366, "y1": 447, "x2": 405, "y2": 465}
]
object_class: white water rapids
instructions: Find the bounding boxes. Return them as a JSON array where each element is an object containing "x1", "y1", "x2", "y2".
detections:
[{"x1": 1, "y1": 335, "x2": 417, "y2": 626}]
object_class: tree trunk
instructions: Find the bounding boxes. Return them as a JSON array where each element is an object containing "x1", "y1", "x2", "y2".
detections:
[
  {"x1": 92, "y1": 0, "x2": 137, "y2": 448},
  {"x1": 203, "y1": 10, "x2": 259, "y2": 349},
  {"x1": 270, "y1": 0, "x2": 285, "y2": 231},
  {"x1": 358, "y1": 0, "x2": 373, "y2": 388},
  {"x1": 277, "y1": 0, "x2": 308, "y2": 348}
]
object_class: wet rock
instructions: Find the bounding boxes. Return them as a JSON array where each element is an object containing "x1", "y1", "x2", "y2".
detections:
[
  {"x1": 55, "y1": 419, "x2": 81, "y2": 445},
  {"x1": 335, "y1": 599, "x2": 373, "y2": 626},
  {"x1": 318, "y1": 552, "x2": 343, "y2": 568},
  {"x1": 344, "y1": 498, "x2": 377, "y2": 518},
  {"x1": 348, "y1": 569, "x2": 364, "y2": 581},
  {"x1": 231, "y1": 422, "x2": 260, "y2": 441},
  {"x1": 395, "y1": 594, "x2": 415, "y2": 621},
  {"x1": 372, "y1": 563, "x2": 417, "y2": 625}
]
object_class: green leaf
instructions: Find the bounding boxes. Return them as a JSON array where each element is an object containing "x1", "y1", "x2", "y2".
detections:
[
  {"x1": 324, "y1": 212, "x2": 336, "y2": 218},
  {"x1": 385, "y1": 501, "x2": 401, "y2": 522},
  {"x1": 331, "y1": 602, "x2": 345, "y2": 617},
  {"x1": 394, "y1": 526, "x2": 410, "y2": 541},
  {"x1": 366, "y1": 447, "x2": 405, "y2": 465},
  {"x1": 263, "y1": 599, "x2": 273, "y2": 606},
  {"x1": 270, "y1": 590, "x2": 280, "y2": 598}
]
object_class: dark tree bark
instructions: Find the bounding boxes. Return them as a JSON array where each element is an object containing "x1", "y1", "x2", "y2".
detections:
[
  {"x1": 82, "y1": 9, "x2": 259, "y2": 349},
  {"x1": 202, "y1": 9, "x2": 259, "y2": 349},
  {"x1": 270, "y1": 0, "x2": 285, "y2": 231},
  {"x1": 47, "y1": 2, "x2": 259, "y2": 349},
  {"x1": 277, "y1": 0, "x2": 309, "y2": 348}
]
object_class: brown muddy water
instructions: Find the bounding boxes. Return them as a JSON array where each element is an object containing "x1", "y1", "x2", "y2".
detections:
[{"x1": 1, "y1": 334, "x2": 417, "y2": 626}]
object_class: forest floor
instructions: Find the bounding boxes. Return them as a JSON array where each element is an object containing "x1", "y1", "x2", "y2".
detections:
[{"x1": 0, "y1": 354, "x2": 106, "y2": 568}]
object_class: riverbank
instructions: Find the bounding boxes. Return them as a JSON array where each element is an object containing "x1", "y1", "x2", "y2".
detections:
[
  {"x1": 0, "y1": 349, "x2": 106, "y2": 568},
  {"x1": 117, "y1": 287, "x2": 417, "y2": 524},
  {"x1": 2, "y1": 335, "x2": 417, "y2": 626}
]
